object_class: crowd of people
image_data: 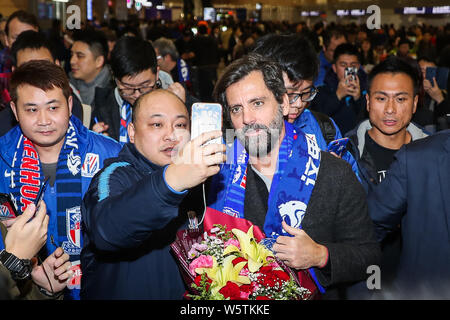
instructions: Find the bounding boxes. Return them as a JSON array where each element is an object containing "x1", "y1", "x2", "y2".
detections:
[{"x1": 0, "y1": 9, "x2": 449, "y2": 300}]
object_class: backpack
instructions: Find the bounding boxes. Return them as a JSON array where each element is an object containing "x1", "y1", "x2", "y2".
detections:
[{"x1": 309, "y1": 110, "x2": 336, "y2": 146}]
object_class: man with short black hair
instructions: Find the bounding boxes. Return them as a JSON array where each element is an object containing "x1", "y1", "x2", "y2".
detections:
[
  {"x1": 0, "y1": 30, "x2": 84, "y2": 136},
  {"x1": 91, "y1": 36, "x2": 161, "y2": 143},
  {"x1": 315, "y1": 28, "x2": 346, "y2": 87},
  {"x1": 0, "y1": 60, "x2": 121, "y2": 299},
  {"x1": 345, "y1": 56, "x2": 429, "y2": 298},
  {"x1": 310, "y1": 43, "x2": 368, "y2": 134},
  {"x1": 69, "y1": 29, "x2": 111, "y2": 106}
]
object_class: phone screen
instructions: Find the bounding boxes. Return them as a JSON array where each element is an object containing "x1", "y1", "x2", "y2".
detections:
[{"x1": 191, "y1": 103, "x2": 222, "y2": 145}]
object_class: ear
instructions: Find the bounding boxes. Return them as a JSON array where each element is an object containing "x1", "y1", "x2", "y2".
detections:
[
  {"x1": 95, "y1": 55, "x2": 105, "y2": 69},
  {"x1": 55, "y1": 59, "x2": 61, "y2": 66},
  {"x1": 10, "y1": 101, "x2": 19, "y2": 122},
  {"x1": 412, "y1": 94, "x2": 418, "y2": 114},
  {"x1": 281, "y1": 93, "x2": 290, "y2": 117},
  {"x1": 127, "y1": 122, "x2": 135, "y2": 143},
  {"x1": 67, "y1": 95, "x2": 73, "y2": 116},
  {"x1": 366, "y1": 92, "x2": 370, "y2": 113}
]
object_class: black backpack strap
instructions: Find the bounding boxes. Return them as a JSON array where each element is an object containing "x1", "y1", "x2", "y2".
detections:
[{"x1": 310, "y1": 110, "x2": 336, "y2": 145}]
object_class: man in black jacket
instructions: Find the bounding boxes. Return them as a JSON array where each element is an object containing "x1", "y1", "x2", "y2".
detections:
[
  {"x1": 81, "y1": 89, "x2": 226, "y2": 299},
  {"x1": 209, "y1": 53, "x2": 380, "y2": 299},
  {"x1": 310, "y1": 43, "x2": 368, "y2": 135},
  {"x1": 92, "y1": 36, "x2": 197, "y2": 143}
]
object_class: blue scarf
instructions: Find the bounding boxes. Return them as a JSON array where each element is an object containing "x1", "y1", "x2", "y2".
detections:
[
  {"x1": 177, "y1": 58, "x2": 190, "y2": 82},
  {"x1": 9, "y1": 121, "x2": 82, "y2": 299},
  {"x1": 219, "y1": 121, "x2": 325, "y2": 292},
  {"x1": 119, "y1": 100, "x2": 132, "y2": 144}
]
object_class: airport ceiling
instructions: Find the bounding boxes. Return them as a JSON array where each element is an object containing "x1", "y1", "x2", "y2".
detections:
[{"x1": 211, "y1": 0, "x2": 450, "y2": 9}]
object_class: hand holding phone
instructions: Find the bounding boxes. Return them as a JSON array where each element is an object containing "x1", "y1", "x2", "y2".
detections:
[
  {"x1": 34, "y1": 177, "x2": 49, "y2": 213},
  {"x1": 327, "y1": 138, "x2": 349, "y2": 157},
  {"x1": 191, "y1": 103, "x2": 223, "y2": 146}
]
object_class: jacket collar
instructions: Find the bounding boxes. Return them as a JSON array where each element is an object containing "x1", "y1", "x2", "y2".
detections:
[
  {"x1": 118, "y1": 143, "x2": 163, "y2": 173},
  {"x1": 353, "y1": 119, "x2": 430, "y2": 158}
]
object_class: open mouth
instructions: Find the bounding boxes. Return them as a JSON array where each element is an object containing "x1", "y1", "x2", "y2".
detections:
[{"x1": 161, "y1": 146, "x2": 177, "y2": 156}]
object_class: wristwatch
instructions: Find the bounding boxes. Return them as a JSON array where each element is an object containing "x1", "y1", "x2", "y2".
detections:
[{"x1": 0, "y1": 249, "x2": 32, "y2": 281}]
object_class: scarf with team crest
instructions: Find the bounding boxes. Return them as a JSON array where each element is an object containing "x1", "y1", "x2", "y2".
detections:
[
  {"x1": 212, "y1": 121, "x2": 325, "y2": 293},
  {"x1": 9, "y1": 120, "x2": 82, "y2": 262}
]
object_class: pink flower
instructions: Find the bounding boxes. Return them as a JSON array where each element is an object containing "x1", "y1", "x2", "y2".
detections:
[
  {"x1": 188, "y1": 248, "x2": 199, "y2": 259},
  {"x1": 224, "y1": 238, "x2": 240, "y2": 249},
  {"x1": 192, "y1": 243, "x2": 208, "y2": 252},
  {"x1": 189, "y1": 255, "x2": 214, "y2": 276}
]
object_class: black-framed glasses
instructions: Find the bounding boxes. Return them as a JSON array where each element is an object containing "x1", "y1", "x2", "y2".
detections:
[
  {"x1": 287, "y1": 87, "x2": 318, "y2": 104},
  {"x1": 116, "y1": 79, "x2": 161, "y2": 97}
]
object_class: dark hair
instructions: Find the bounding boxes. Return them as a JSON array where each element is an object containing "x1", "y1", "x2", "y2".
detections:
[
  {"x1": 213, "y1": 53, "x2": 286, "y2": 129},
  {"x1": 10, "y1": 60, "x2": 71, "y2": 104},
  {"x1": 110, "y1": 36, "x2": 157, "y2": 80},
  {"x1": 368, "y1": 56, "x2": 420, "y2": 96},
  {"x1": 72, "y1": 29, "x2": 108, "y2": 64},
  {"x1": 10, "y1": 30, "x2": 56, "y2": 66},
  {"x1": 252, "y1": 33, "x2": 318, "y2": 84},
  {"x1": 5, "y1": 10, "x2": 39, "y2": 37},
  {"x1": 417, "y1": 55, "x2": 437, "y2": 65},
  {"x1": 333, "y1": 43, "x2": 361, "y2": 63},
  {"x1": 322, "y1": 27, "x2": 346, "y2": 49},
  {"x1": 398, "y1": 37, "x2": 411, "y2": 47}
]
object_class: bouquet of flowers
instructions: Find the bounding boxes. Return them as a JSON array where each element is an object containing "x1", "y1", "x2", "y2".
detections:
[{"x1": 171, "y1": 218, "x2": 318, "y2": 300}]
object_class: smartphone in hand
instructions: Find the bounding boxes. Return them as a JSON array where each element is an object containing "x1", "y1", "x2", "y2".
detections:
[
  {"x1": 191, "y1": 103, "x2": 223, "y2": 145},
  {"x1": 327, "y1": 137, "x2": 349, "y2": 157},
  {"x1": 34, "y1": 177, "x2": 50, "y2": 213},
  {"x1": 0, "y1": 193, "x2": 18, "y2": 221}
]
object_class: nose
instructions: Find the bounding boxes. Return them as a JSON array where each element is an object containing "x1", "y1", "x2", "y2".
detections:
[
  {"x1": 37, "y1": 110, "x2": 51, "y2": 126},
  {"x1": 70, "y1": 54, "x2": 77, "y2": 66},
  {"x1": 163, "y1": 125, "x2": 177, "y2": 141},
  {"x1": 384, "y1": 97, "x2": 396, "y2": 115},
  {"x1": 242, "y1": 106, "x2": 256, "y2": 125}
]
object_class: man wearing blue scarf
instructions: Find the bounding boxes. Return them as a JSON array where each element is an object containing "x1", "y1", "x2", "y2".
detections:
[
  {"x1": 0, "y1": 61, "x2": 121, "y2": 299},
  {"x1": 209, "y1": 53, "x2": 380, "y2": 299}
]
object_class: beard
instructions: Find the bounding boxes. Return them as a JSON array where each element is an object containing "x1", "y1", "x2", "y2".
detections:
[{"x1": 235, "y1": 106, "x2": 284, "y2": 158}]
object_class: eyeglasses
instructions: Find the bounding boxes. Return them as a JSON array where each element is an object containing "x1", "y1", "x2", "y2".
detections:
[
  {"x1": 287, "y1": 87, "x2": 318, "y2": 104},
  {"x1": 116, "y1": 79, "x2": 161, "y2": 97}
]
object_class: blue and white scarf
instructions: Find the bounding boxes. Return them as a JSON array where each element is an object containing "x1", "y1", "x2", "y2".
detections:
[
  {"x1": 9, "y1": 121, "x2": 83, "y2": 298},
  {"x1": 219, "y1": 121, "x2": 325, "y2": 292},
  {"x1": 119, "y1": 100, "x2": 132, "y2": 144}
]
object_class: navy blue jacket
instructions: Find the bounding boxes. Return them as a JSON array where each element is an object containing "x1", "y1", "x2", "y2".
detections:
[
  {"x1": 310, "y1": 68, "x2": 368, "y2": 135},
  {"x1": 368, "y1": 130, "x2": 450, "y2": 298},
  {"x1": 80, "y1": 143, "x2": 189, "y2": 299}
]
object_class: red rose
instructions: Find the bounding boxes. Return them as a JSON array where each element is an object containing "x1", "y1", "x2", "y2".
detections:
[
  {"x1": 232, "y1": 257, "x2": 248, "y2": 267},
  {"x1": 239, "y1": 284, "x2": 252, "y2": 293},
  {"x1": 194, "y1": 274, "x2": 212, "y2": 290},
  {"x1": 219, "y1": 281, "x2": 243, "y2": 300},
  {"x1": 273, "y1": 270, "x2": 290, "y2": 282},
  {"x1": 259, "y1": 266, "x2": 272, "y2": 274}
]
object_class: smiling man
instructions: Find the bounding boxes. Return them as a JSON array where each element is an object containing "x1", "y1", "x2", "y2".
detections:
[
  {"x1": 81, "y1": 89, "x2": 226, "y2": 299},
  {"x1": 91, "y1": 36, "x2": 162, "y2": 143},
  {"x1": 0, "y1": 60, "x2": 121, "y2": 299},
  {"x1": 209, "y1": 53, "x2": 380, "y2": 299}
]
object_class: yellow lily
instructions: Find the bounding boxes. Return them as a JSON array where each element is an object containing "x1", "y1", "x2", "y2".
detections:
[
  {"x1": 195, "y1": 255, "x2": 250, "y2": 295},
  {"x1": 232, "y1": 226, "x2": 274, "y2": 273}
]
